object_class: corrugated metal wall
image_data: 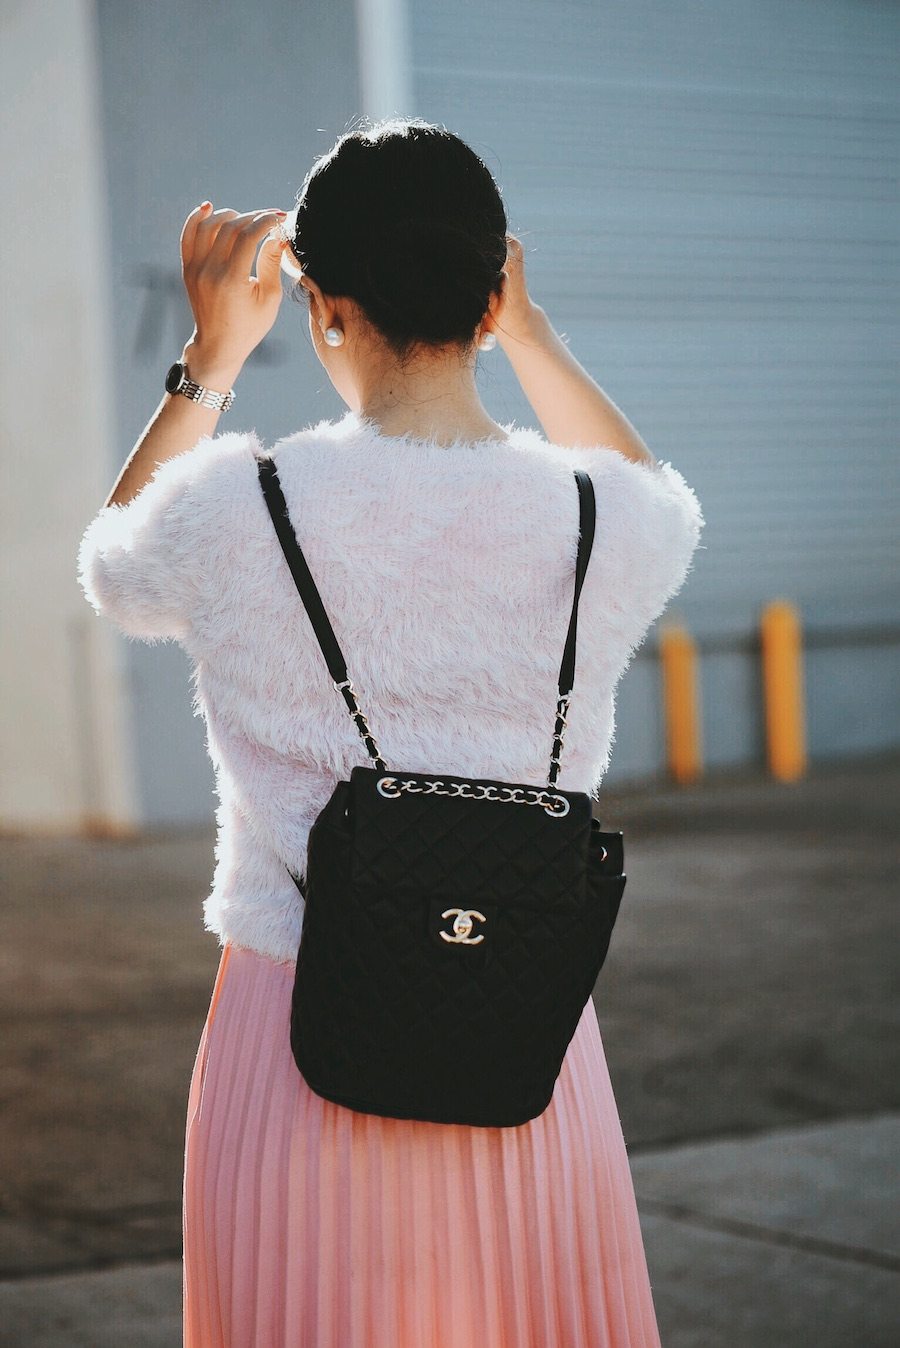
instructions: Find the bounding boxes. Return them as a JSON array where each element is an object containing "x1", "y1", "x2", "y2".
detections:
[
  {"x1": 87, "y1": 0, "x2": 899, "y2": 824},
  {"x1": 409, "y1": 0, "x2": 900, "y2": 776}
]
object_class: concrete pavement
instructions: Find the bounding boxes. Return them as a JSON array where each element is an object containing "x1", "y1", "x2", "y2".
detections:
[
  {"x1": 3, "y1": 1112, "x2": 896, "y2": 1346},
  {"x1": 1, "y1": 752, "x2": 897, "y2": 1344}
]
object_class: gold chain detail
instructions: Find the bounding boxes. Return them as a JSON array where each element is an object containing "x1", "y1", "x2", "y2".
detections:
[
  {"x1": 547, "y1": 693, "x2": 571, "y2": 788},
  {"x1": 376, "y1": 776, "x2": 571, "y2": 818}
]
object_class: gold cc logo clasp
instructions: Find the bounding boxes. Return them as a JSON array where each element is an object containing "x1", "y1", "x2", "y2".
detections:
[{"x1": 440, "y1": 908, "x2": 487, "y2": 944}]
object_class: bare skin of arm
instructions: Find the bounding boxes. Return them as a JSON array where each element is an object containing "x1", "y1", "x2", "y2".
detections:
[
  {"x1": 488, "y1": 236, "x2": 659, "y2": 467},
  {"x1": 102, "y1": 342, "x2": 241, "y2": 509},
  {"x1": 102, "y1": 202, "x2": 288, "y2": 510}
]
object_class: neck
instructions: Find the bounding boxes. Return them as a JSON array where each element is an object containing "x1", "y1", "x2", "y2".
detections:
[{"x1": 353, "y1": 349, "x2": 508, "y2": 446}]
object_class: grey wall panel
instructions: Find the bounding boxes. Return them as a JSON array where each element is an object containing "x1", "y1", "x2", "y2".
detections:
[
  {"x1": 411, "y1": 0, "x2": 900, "y2": 773},
  {"x1": 126, "y1": 649, "x2": 213, "y2": 828},
  {"x1": 805, "y1": 645, "x2": 900, "y2": 759},
  {"x1": 94, "y1": 0, "x2": 362, "y2": 824},
  {"x1": 697, "y1": 650, "x2": 765, "y2": 772}
]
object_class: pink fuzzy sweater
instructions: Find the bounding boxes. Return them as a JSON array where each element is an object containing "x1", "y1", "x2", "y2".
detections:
[{"x1": 77, "y1": 411, "x2": 704, "y2": 964}]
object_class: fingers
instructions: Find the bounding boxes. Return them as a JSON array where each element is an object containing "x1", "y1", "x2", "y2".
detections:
[
  {"x1": 180, "y1": 201, "x2": 214, "y2": 268},
  {"x1": 182, "y1": 204, "x2": 238, "y2": 272},
  {"x1": 230, "y1": 211, "x2": 290, "y2": 277},
  {"x1": 204, "y1": 208, "x2": 285, "y2": 270}
]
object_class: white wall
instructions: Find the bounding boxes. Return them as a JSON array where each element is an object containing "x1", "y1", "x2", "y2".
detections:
[{"x1": 0, "y1": 0, "x2": 139, "y2": 834}]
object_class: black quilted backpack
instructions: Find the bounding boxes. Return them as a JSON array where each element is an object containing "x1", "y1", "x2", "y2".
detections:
[{"x1": 256, "y1": 454, "x2": 627, "y2": 1127}]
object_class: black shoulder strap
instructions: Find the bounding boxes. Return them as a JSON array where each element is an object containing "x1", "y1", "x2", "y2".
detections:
[
  {"x1": 255, "y1": 453, "x2": 386, "y2": 770},
  {"x1": 546, "y1": 469, "x2": 596, "y2": 787},
  {"x1": 255, "y1": 454, "x2": 596, "y2": 774},
  {"x1": 563, "y1": 469, "x2": 596, "y2": 698},
  {"x1": 256, "y1": 455, "x2": 351, "y2": 687}
]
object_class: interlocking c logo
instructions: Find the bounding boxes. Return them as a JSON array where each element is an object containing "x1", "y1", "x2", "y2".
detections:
[{"x1": 440, "y1": 907, "x2": 487, "y2": 944}]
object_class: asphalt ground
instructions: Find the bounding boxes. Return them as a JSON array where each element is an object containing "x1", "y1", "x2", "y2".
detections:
[{"x1": 1, "y1": 751, "x2": 897, "y2": 1344}]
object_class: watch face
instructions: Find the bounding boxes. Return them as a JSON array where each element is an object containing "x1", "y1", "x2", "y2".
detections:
[{"x1": 165, "y1": 361, "x2": 186, "y2": 394}]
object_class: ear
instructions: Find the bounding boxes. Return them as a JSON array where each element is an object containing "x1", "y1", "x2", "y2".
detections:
[
  {"x1": 486, "y1": 273, "x2": 507, "y2": 323},
  {"x1": 299, "y1": 274, "x2": 319, "y2": 304},
  {"x1": 301, "y1": 275, "x2": 336, "y2": 326}
]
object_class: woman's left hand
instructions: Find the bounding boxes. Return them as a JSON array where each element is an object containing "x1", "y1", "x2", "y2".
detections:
[{"x1": 179, "y1": 201, "x2": 291, "y2": 380}]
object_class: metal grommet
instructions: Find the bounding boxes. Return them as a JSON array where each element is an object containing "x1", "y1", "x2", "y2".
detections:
[
  {"x1": 376, "y1": 776, "x2": 400, "y2": 798},
  {"x1": 545, "y1": 794, "x2": 570, "y2": 818}
]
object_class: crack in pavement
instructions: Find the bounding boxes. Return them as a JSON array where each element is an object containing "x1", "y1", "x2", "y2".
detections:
[{"x1": 636, "y1": 1197, "x2": 900, "y2": 1272}]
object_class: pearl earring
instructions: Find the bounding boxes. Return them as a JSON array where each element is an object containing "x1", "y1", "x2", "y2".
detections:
[
  {"x1": 324, "y1": 326, "x2": 345, "y2": 347},
  {"x1": 478, "y1": 331, "x2": 497, "y2": 352}
]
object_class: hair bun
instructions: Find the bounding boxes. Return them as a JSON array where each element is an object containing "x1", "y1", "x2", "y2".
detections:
[
  {"x1": 358, "y1": 217, "x2": 502, "y2": 343},
  {"x1": 292, "y1": 119, "x2": 508, "y2": 357}
]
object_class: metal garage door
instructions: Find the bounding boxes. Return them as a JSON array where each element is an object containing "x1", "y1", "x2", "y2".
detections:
[{"x1": 408, "y1": 0, "x2": 900, "y2": 775}]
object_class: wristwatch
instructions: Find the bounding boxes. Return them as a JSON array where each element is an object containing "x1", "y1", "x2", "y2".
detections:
[{"x1": 165, "y1": 360, "x2": 236, "y2": 412}]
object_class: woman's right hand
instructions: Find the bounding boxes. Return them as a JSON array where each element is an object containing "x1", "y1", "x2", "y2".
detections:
[{"x1": 486, "y1": 234, "x2": 545, "y2": 345}]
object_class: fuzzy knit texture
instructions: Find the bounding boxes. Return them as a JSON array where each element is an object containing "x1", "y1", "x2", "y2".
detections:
[{"x1": 77, "y1": 409, "x2": 704, "y2": 966}]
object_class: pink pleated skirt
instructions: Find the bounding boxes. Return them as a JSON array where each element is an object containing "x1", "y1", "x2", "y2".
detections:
[{"x1": 182, "y1": 940, "x2": 663, "y2": 1348}]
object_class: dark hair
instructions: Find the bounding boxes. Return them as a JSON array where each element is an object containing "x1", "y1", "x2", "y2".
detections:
[{"x1": 288, "y1": 117, "x2": 508, "y2": 361}]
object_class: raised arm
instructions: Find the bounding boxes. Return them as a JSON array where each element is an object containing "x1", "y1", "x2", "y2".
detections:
[
  {"x1": 101, "y1": 201, "x2": 289, "y2": 511},
  {"x1": 487, "y1": 236, "x2": 658, "y2": 467}
]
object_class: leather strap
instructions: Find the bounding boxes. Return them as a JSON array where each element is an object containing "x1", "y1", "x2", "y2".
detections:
[
  {"x1": 257, "y1": 455, "x2": 351, "y2": 687},
  {"x1": 561, "y1": 468, "x2": 596, "y2": 698},
  {"x1": 255, "y1": 453, "x2": 596, "y2": 759}
]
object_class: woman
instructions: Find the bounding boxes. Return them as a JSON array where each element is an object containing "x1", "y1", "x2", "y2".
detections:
[{"x1": 77, "y1": 117, "x2": 703, "y2": 1347}]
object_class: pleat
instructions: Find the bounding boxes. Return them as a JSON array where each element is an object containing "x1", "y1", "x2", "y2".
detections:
[{"x1": 183, "y1": 942, "x2": 662, "y2": 1348}]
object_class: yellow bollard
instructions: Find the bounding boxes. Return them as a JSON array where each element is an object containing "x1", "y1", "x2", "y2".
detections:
[
  {"x1": 659, "y1": 623, "x2": 702, "y2": 784},
  {"x1": 761, "y1": 599, "x2": 807, "y2": 782}
]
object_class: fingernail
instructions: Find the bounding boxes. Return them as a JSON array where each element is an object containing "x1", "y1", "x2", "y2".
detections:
[{"x1": 200, "y1": 201, "x2": 211, "y2": 210}]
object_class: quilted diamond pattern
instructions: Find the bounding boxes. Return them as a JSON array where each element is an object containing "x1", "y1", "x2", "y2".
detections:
[
  {"x1": 350, "y1": 767, "x2": 592, "y2": 905},
  {"x1": 290, "y1": 768, "x2": 627, "y2": 1128}
]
